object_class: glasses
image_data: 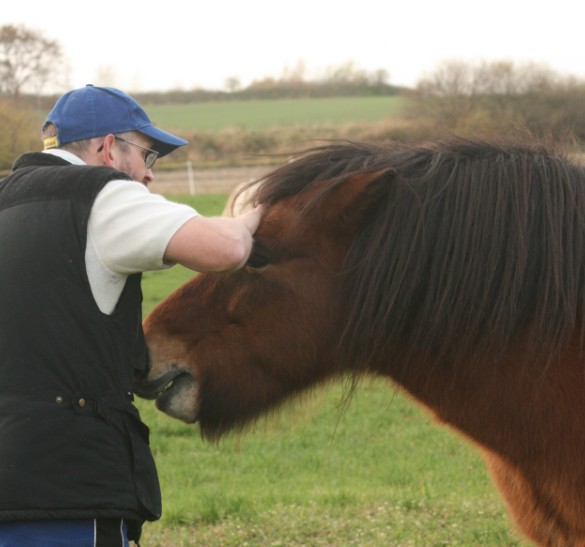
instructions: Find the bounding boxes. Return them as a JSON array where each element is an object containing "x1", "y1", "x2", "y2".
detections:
[{"x1": 114, "y1": 136, "x2": 159, "y2": 169}]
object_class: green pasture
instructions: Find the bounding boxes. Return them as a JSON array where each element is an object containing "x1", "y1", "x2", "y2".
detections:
[
  {"x1": 138, "y1": 195, "x2": 527, "y2": 546},
  {"x1": 146, "y1": 96, "x2": 404, "y2": 132}
]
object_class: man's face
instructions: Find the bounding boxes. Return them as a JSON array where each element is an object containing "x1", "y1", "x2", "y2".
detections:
[{"x1": 113, "y1": 132, "x2": 156, "y2": 186}]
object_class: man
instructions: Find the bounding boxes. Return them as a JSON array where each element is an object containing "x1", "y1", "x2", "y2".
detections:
[{"x1": 0, "y1": 85, "x2": 262, "y2": 546}]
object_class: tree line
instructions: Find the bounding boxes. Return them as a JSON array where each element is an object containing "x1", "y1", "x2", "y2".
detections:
[
  {"x1": 2, "y1": 24, "x2": 585, "y2": 171},
  {"x1": 406, "y1": 59, "x2": 585, "y2": 143}
]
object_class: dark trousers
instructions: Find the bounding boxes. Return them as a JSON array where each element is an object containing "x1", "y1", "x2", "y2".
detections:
[{"x1": 0, "y1": 519, "x2": 129, "y2": 546}]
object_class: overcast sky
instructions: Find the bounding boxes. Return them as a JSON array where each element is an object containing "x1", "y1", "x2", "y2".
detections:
[{"x1": 3, "y1": 0, "x2": 584, "y2": 93}]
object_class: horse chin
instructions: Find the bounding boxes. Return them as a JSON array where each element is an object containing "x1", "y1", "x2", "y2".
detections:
[{"x1": 154, "y1": 372, "x2": 200, "y2": 424}]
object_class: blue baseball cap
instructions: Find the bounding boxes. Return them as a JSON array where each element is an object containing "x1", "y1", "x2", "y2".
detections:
[{"x1": 43, "y1": 84, "x2": 187, "y2": 157}]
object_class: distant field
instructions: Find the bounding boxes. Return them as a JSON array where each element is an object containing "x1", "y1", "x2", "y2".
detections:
[{"x1": 146, "y1": 96, "x2": 405, "y2": 132}]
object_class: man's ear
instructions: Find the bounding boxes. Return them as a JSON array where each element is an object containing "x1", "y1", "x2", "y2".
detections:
[{"x1": 99, "y1": 134, "x2": 117, "y2": 167}]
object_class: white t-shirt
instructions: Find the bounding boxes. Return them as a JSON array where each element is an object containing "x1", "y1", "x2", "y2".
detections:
[{"x1": 43, "y1": 149, "x2": 198, "y2": 314}]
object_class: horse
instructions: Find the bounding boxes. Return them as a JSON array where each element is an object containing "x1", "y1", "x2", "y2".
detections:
[{"x1": 135, "y1": 139, "x2": 585, "y2": 546}]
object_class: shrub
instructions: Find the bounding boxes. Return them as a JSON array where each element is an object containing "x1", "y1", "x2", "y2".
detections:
[{"x1": 0, "y1": 98, "x2": 42, "y2": 171}]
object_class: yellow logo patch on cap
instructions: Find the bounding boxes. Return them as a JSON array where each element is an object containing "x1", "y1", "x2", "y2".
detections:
[{"x1": 43, "y1": 136, "x2": 59, "y2": 150}]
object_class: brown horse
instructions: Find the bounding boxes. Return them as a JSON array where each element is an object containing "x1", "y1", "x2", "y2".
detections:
[{"x1": 135, "y1": 139, "x2": 585, "y2": 546}]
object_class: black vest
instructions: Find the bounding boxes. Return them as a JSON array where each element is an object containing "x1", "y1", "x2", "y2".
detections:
[{"x1": 0, "y1": 153, "x2": 161, "y2": 540}]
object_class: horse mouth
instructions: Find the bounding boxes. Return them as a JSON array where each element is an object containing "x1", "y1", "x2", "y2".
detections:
[
  {"x1": 159, "y1": 370, "x2": 191, "y2": 397},
  {"x1": 134, "y1": 368, "x2": 177, "y2": 399},
  {"x1": 134, "y1": 367, "x2": 200, "y2": 423}
]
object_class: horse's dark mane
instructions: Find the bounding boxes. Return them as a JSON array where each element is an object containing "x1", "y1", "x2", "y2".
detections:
[{"x1": 256, "y1": 139, "x2": 585, "y2": 370}]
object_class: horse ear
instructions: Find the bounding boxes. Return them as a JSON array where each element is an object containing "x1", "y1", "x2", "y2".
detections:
[{"x1": 330, "y1": 168, "x2": 395, "y2": 227}]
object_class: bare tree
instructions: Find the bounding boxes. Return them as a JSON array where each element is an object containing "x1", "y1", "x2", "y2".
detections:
[
  {"x1": 224, "y1": 76, "x2": 241, "y2": 93},
  {"x1": 417, "y1": 59, "x2": 561, "y2": 97},
  {"x1": 281, "y1": 59, "x2": 307, "y2": 83},
  {"x1": 372, "y1": 69, "x2": 390, "y2": 86},
  {"x1": 0, "y1": 24, "x2": 65, "y2": 97},
  {"x1": 409, "y1": 59, "x2": 576, "y2": 137},
  {"x1": 323, "y1": 60, "x2": 368, "y2": 84}
]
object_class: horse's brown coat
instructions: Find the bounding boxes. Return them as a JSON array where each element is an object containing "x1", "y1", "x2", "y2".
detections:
[{"x1": 137, "y1": 140, "x2": 585, "y2": 545}]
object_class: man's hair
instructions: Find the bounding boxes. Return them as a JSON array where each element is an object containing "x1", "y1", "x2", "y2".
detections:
[
  {"x1": 41, "y1": 122, "x2": 96, "y2": 156},
  {"x1": 41, "y1": 123, "x2": 137, "y2": 157}
]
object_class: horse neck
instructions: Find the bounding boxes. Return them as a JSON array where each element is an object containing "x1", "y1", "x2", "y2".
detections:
[{"x1": 377, "y1": 337, "x2": 585, "y2": 462}]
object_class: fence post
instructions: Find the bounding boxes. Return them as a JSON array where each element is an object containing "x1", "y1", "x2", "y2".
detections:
[{"x1": 187, "y1": 160, "x2": 196, "y2": 195}]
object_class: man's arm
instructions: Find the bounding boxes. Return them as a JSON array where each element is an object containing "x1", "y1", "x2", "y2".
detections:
[{"x1": 164, "y1": 206, "x2": 263, "y2": 272}]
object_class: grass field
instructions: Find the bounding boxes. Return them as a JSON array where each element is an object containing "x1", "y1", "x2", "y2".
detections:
[
  {"x1": 145, "y1": 96, "x2": 405, "y2": 132},
  {"x1": 138, "y1": 195, "x2": 528, "y2": 546}
]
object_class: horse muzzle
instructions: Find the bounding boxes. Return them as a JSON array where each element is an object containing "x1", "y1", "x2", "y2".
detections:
[{"x1": 134, "y1": 366, "x2": 200, "y2": 424}]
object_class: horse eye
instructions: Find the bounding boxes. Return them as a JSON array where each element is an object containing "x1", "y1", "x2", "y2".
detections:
[
  {"x1": 246, "y1": 251, "x2": 271, "y2": 270},
  {"x1": 246, "y1": 245, "x2": 273, "y2": 270}
]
